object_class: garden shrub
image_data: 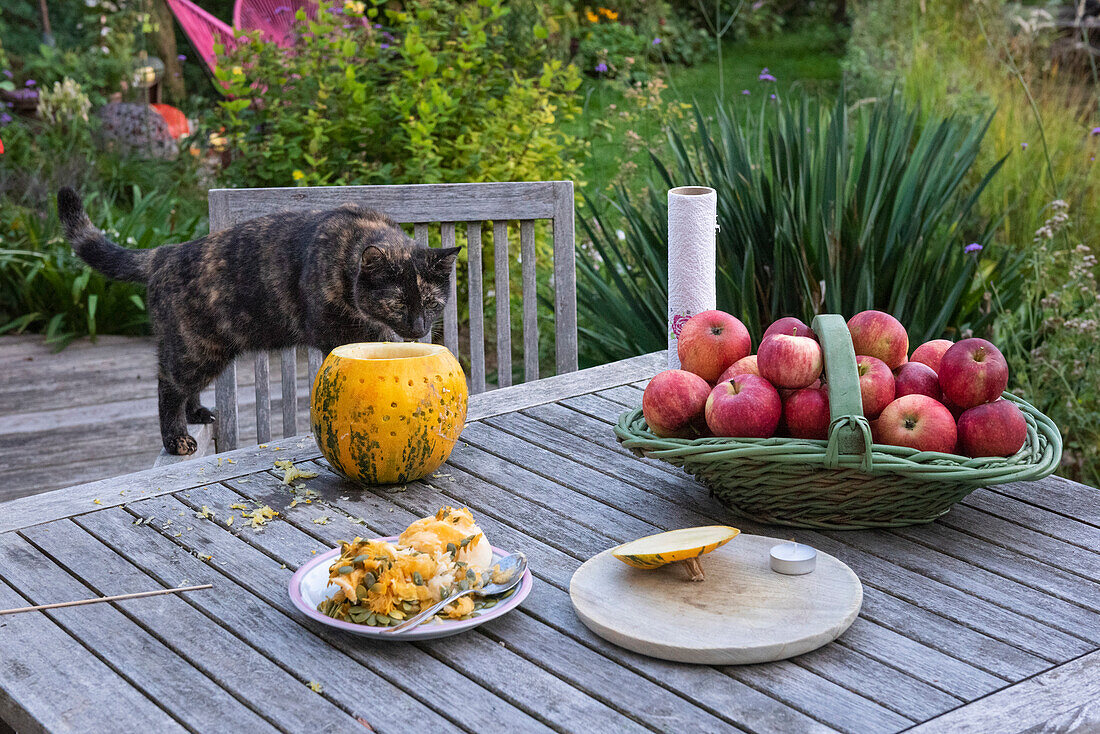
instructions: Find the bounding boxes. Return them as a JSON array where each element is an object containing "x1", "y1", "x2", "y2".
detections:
[
  {"x1": 576, "y1": 87, "x2": 1020, "y2": 365},
  {"x1": 212, "y1": 0, "x2": 584, "y2": 189}
]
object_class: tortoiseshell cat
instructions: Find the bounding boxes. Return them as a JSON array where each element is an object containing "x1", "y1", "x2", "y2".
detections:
[{"x1": 57, "y1": 187, "x2": 459, "y2": 455}]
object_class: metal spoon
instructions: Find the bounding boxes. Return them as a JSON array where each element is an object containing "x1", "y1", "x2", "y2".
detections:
[{"x1": 383, "y1": 552, "x2": 527, "y2": 634}]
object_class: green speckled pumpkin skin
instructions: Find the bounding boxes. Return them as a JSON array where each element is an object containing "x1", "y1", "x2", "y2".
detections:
[{"x1": 310, "y1": 344, "x2": 468, "y2": 485}]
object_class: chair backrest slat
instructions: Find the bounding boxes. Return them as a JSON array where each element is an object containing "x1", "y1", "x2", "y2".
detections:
[
  {"x1": 466, "y1": 222, "x2": 486, "y2": 394},
  {"x1": 441, "y1": 222, "x2": 459, "y2": 356},
  {"x1": 413, "y1": 223, "x2": 432, "y2": 344},
  {"x1": 214, "y1": 361, "x2": 238, "y2": 451},
  {"x1": 552, "y1": 192, "x2": 578, "y2": 376},
  {"x1": 307, "y1": 347, "x2": 323, "y2": 388},
  {"x1": 280, "y1": 346, "x2": 297, "y2": 437},
  {"x1": 520, "y1": 219, "x2": 539, "y2": 383},
  {"x1": 206, "y1": 181, "x2": 575, "y2": 452},
  {"x1": 493, "y1": 221, "x2": 512, "y2": 388},
  {"x1": 254, "y1": 351, "x2": 271, "y2": 444}
]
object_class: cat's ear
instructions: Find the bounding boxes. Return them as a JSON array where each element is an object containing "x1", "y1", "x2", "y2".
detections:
[
  {"x1": 360, "y1": 245, "x2": 386, "y2": 271},
  {"x1": 428, "y1": 246, "x2": 461, "y2": 273}
]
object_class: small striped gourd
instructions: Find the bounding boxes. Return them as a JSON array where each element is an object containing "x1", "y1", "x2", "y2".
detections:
[
  {"x1": 311, "y1": 343, "x2": 468, "y2": 485},
  {"x1": 613, "y1": 526, "x2": 740, "y2": 570}
]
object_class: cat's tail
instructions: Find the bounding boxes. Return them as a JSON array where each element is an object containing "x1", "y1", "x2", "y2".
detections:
[{"x1": 57, "y1": 187, "x2": 153, "y2": 283}]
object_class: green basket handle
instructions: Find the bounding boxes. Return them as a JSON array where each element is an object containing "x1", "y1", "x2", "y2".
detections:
[{"x1": 811, "y1": 314, "x2": 875, "y2": 472}]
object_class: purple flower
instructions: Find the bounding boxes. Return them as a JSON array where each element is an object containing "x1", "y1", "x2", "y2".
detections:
[
  {"x1": 373, "y1": 23, "x2": 382, "y2": 29},
  {"x1": 25, "y1": 79, "x2": 35, "y2": 87},
  {"x1": 177, "y1": 54, "x2": 187, "y2": 61},
  {"x1": 595, "y1": 62, "x2": 608, "y2": 73},
  {"x1": 1021, "y1": 142, "x2": 1028, "y2": 150},
  {"x1": 770, "y1": 93, "x2": 777, "y2": 99},
  {"x1": 273, "y1": 5, "x2": 291, "y2": 13},
  {"x1": 1, "y1": 70, "x2": 11, "y2": 79},
  {"x1": 380, "y1": 43, "x2": 390, "y2": 49},
  {"x1": 741, "y1": 89, "x2": 750, "y2": 95},
  {"x1": 0, "y1": 112, "x2": 11, "y2": 126},
  {"x1": 1091, "y1": 126, "x2": 1100, "y2": 136},
  {"x1": 652, "y1": 37, "x2": 662, "y2": 45},
  {"x1": 964, "y1": 243, "x2": 983, "y2": 254},
  {"x1": 758, "y1": 67, "x2": 776, "y2": 82}
]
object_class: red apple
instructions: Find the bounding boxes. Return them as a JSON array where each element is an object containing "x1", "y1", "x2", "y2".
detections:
[
  {"x1": 894, "y1": 361, "x2": 943, "y2": 401},
  {"x1": 910, "y1": 339, "x2": 953, "y2": 373},
  {"x1": 758, "y1": 333, "x2": 823, "y2": 389},
  {"x1": 856, "y1": 355, "x2": 896, "y2": 419},
  {"x1": 642, "y1": 370, "x2": 711, "y2": 438},
  {"x1": 705, "y1": 374, "x2": 782, "y2": 438},
  {"x1": 717, "y1": 355, "x2": 759, "y2": 383},
  {"x1": 872, "y1": 395, "x2": 957, "y2": 453},
  {"x1": 938, "y1": 338, "x2": 1009, "y2": 409},
  {"x1": 763, "y1": 316, "x2": 816, "y2": 341},
  {"x1": 784, "y1": 385, "x2": 831, "y2": 440},
  {"x1": 957, "y1": 400, "x2": 1027, "y2": 457},
  {"x1": 848, "y1": 310, "x2": 909, "y2": 369},
  {"x1": 677, "y1": 310, "x2": 752, "y2": 383}
]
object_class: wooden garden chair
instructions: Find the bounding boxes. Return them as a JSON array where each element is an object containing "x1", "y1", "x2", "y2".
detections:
[{"x1": 155, "y1": 181, "x2": 578, "y2": 465}]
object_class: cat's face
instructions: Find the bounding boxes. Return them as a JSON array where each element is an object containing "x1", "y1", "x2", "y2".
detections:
[{"x1": 355, "y1": 243, "x2": 460, "y2": 340}]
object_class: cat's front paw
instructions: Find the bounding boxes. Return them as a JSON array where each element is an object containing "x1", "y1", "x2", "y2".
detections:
[
  {"x1": 187, "y1": 405, "x2": 216, "y2": 424},
  {"x1": 166, "y1": 434, "x2": 198, "y2": 455}
]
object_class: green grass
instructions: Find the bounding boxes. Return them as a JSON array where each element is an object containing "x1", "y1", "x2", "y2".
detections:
[{"x1": 569, "y1": 28, "x2": 846, "y2": 196}]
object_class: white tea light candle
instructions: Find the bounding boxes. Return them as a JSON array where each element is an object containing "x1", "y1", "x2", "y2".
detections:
[{"x1": 770, "y1": 542, "x2": 817, "y2": 575}]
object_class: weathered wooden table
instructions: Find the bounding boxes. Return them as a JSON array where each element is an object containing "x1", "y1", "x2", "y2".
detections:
[{"x1": 1, "y1": 352, "x2": 1097, "y2": 734}]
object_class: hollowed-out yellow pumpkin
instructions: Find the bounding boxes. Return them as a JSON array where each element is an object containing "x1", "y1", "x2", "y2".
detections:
[{"x1": 310, "y1": 343, "x2": 468, "y2": 485}]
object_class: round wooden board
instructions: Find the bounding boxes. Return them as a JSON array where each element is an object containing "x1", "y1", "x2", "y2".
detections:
[{"x1": 569, "y1": 534, "x2": 863, "y2": 665}]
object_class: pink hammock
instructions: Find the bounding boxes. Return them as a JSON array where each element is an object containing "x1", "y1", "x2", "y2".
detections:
[{"x1": 165, "y1": 0, "x2": 317, "y2": 76}]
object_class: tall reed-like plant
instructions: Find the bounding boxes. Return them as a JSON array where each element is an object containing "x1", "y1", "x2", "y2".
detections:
[{"x1": 577, "y1": 88, "x2": 1022, "y2": 364}]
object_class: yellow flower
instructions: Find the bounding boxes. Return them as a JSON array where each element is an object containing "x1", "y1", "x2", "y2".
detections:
[
  {"x1": 585, "y1": 9, "x2": 599, "y2": 22},
  {"x1": 292, "y1": 169, "x2": 305, "y2": 181},
  {"x1": 599, "y1": 7, "x2": 618, "y2": 20},
  {"x1": 231, "y1": 65, "x2": 243, "y2": 76},
  {"x1": 343, "y1": 0, "x2": 365, "y2": 14}
]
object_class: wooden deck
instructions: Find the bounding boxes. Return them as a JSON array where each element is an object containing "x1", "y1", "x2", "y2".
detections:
[{"x1": 0, "y1": 335, "x2": 312, "y2": 503}]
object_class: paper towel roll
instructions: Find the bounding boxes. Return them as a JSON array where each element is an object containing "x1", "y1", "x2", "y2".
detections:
[{"x1": 667, "y1": 186, "x2": 717, "y2": 369}]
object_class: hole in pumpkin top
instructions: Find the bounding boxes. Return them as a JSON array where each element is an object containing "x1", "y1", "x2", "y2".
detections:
[
  {"x1": 332, "y1": 343, "x2": 448, "y2": 361},
  {"x1": 359, "y1": 378, "x2": 364, "y2": 384},
  {"x1": 390, "y1": 402, "x2": 397, "y2": 408},
  {"x1": 389, "y1": 431, "x2": 396, "y2": 437},
  {"x1": 408, "y1": 380, "x2": 414, "y2": 386}
]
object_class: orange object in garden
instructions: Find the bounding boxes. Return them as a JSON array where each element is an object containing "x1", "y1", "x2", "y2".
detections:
[{"x1": 151, "y1": 103, "x2": 190, "y2": 139}]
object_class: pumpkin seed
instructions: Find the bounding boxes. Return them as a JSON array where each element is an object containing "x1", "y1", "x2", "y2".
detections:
[
  {"x1": 466, "y1": 568, "x2": 476, "y2": 582},
  {"x1": 365, "y1": 613, "x2": 377, "y2": 625},
  {"x1": 369, "y1": 582, "x2": 384, "y2": 594},
  {"x1": 363, "y1": 572, "x2": 376, "y2": 588},
  {"x1": 355, "y1": 585, "x2": 368, "y2": 599},
  {"x1": 412, "y1": 571, "x2": 424, "y2": 586},
  {"x1": 338, "y1": 565, "x2": 354, "y2": 575},
  {"x1": 446, "y1": 542, "x2": 457, "y2": 556},
  {"x1": 481, "y1": 598, "x2": 497, "y2": 609},
  {"x1": 458, "y1": 579, "x2": 469, "y2": 591},
  {"x1": 354, "y1": 554, "x2": 370, "y2": 563}
]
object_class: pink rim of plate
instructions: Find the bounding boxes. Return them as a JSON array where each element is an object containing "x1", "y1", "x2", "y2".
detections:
[{"x1": 288, "y1": 536, "x2": 533, "y2": 637}]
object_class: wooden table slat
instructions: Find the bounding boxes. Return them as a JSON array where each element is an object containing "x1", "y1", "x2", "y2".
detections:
[
  {"x1": 19, "y1": 519, "x2": 372, "y2": 734},
  {"x1": 0, "y1": 576, "x2": 188, "y2": 734},
  {"x1": 0, "y1": 532, "x2": 281, "y2": 734}
]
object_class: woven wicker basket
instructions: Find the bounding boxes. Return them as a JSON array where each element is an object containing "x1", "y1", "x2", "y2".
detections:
[{"x1": 615, "y1": 314, "x2": 1062, "y2": 529}]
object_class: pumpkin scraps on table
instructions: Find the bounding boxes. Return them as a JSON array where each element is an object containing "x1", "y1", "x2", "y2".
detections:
[{"x1": 316, "y1": 507, "x2": 510, "y2": 627}]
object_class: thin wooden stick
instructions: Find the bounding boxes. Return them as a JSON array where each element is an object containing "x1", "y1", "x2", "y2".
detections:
[{"x1": 0, "y1": 584, "x2": 213, "y2": 616}]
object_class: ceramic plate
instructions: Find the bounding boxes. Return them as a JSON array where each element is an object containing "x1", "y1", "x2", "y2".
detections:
[{"x1": 289, "y1": 536, "x2": 533, "y2": 640}]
